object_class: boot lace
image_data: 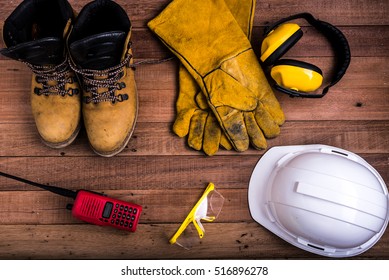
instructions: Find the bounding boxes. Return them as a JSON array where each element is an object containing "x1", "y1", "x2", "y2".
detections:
[
  {"x1": 69, "y1": 54, "x2": 132, "y2": 104},
  {"x1": 25, "y1": 57, "x2": 77, "y2": 97}
]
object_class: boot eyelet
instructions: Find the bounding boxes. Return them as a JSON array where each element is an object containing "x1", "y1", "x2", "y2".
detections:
[
  {"x1": 117, "y1": 82, "x2": 126, "y2": 90},
  {"x1": 67, "y1": 88, "x2": 79, "y2": 97},
  {"x1": 116, "y1": 94, "x2": 129, "y2": 102},
  {"x1": 34, "y1": 87, "x2": 42, "y2": 95}
]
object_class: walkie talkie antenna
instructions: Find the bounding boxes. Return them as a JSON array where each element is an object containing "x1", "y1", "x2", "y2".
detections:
[{"x1": 0, "y1": 171, "x2": 77, "y2": 199}]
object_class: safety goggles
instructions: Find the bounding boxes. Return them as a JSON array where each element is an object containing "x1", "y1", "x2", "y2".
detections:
[{"x1": 169, "y1": 183, "x2": 224, "y2": 250}]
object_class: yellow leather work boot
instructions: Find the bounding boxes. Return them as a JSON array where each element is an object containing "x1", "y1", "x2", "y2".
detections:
[
  {"x1": 68, "y1": 0, "x2": 138, "y2": 157},
  {"x1": 0, "y1": 0, "x2": 81, "y2": 148}
]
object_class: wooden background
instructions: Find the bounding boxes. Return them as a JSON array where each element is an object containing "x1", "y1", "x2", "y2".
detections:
[{"x1": 0, "y1": 0, "x2": 388, "y2": 259}]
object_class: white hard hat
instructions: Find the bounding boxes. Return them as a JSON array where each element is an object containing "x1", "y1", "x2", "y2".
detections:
[{"x1": 248, "y1": 144, "x2": 389, "y2": 258}]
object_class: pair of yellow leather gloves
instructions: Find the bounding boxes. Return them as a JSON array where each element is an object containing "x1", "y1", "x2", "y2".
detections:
[{"x1": 148, "y1": 0, "x2": 285, "y2": 155}]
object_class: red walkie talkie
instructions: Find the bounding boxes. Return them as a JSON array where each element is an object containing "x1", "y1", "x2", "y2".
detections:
[
  {"x1": 0, "y1": 172, "x2": 142, "y2": 232},
  {"x1": 72, "y1": 190, "x2": 141, "y2": 231}
]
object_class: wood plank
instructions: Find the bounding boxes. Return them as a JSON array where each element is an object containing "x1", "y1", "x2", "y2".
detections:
[
  {"x1": 1, "y1": 26, "x2": 389, "y2": 58},
  {"x1": 0, "y1": 223, "x2": 387, "y2": 259},
  {"x1": 254, "y1": 0, "x2": 389, "y2": 26},
  {"x1": 0, "y1": 57, "x2": 388, "y2": 124},
  {"x1": 133, "y1": 25, "x2": 389, "y2": 59},
  {"x1": 0, "y1": 121, "x2": 388, "y2": 157},
  {"x1": 1, "y1": 154, "x2": 388, "y2": 191},
  {"x1": 2, "y1": 24, "x2": 388, "y2": 70},
  {"x1": 0, "y1": 55, "x2": 386, "y2": 91},
  {"x1": 0, "y1": 156, "x2": 259, "y2": 191},
  {"x1": 0, "y1": 0, "x2": 388, "y2": 29},
  {"x1": 0, "y1": 189, "x2": 250, "y2": 224},
  {"x1": 2, "y1": 88, "x2": 388, "y2": 123}
]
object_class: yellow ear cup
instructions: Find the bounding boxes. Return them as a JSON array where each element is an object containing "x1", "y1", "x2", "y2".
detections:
[
  {"x1": 270, "y1": 59, "x2": 323, "y2": 92},
  {"x1": 260, "y1": 23, "x2": 302, "y2": 65}
]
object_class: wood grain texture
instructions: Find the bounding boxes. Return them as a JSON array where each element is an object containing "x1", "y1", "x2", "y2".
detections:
[
  {"x1": 2, "y1": 26, "x2": 389, "y2": 58},
  {"x1": 0, "y1": 189, "x2": 251, "y2": 224},
  {"x1": 0, "y1": 0, "x2": 388, "y2": 260},
  {"x1": 0, "y1": 121, "x2": 388, "y2": 156},
  {"x1": 0, "y1": 223, "x2": 388, "y2": 260},
  {"x1": 1, "y1": 153, "x2": 388, "y2": 190},
  {"x1": 1, "y1": 57, "x2": 389, "y2": 124},
  {"x1": 0, "y1": 0, "x2": 388, "y2": 28}
]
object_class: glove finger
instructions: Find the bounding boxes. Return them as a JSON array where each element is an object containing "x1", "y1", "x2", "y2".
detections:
[
  {"x1": 255, "y1": 69, "x2": 286, "y2": 126},
  {"x1": 254, "y1": 102, "x2": 281, "y2": 138},
  {"x1": 203, "y1": 114, "x2": 221, "y2": 156},
  {"x1": 188, "y1": 110, "x2": 208, "y2": 151},
  {"x1": 244, "y1": 112, "x2": 267, "y2": 150},
  {"x1": 215, "y1": 106, "x2": 249, "y2": 152},
  {"x1": 220, "y1": 133, "x2": 233, "y2": 150},
  {"x1": 173, "y1": 108, "x2": 197, "y2": 137},
  {"x1": 261, "y1": 93, "x2": 286, "y2": 126},
  {"x1": 174, "y1": 65, "x2": 203, "y2": 137}
]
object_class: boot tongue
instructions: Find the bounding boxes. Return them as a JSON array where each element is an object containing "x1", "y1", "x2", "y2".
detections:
[
  {"x1": 0, "y1": 37, "x2": 64, "y2": 66},
  {"x1": 69, "y1": 31, "x2": 126, "y2": 70}
]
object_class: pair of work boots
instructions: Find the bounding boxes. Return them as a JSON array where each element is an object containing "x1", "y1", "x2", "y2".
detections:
[{"x1": 0, "y1": 0, "x2": 137, "y2": 157}]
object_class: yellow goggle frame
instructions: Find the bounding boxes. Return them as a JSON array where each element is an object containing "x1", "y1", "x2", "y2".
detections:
[{"x1": 169, "y1": 183, "x2": 217, "y2": 245}]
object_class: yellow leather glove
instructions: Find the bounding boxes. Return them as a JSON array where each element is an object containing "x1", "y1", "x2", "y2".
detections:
[
  {"x1": 174, "y1": 67, "x2": 233, "y2": 154},
  {"x1": 173, "y1": 0, "x2": 255, "y2": 156},
  {"x1": 148, "y1": 0, "x2": 285, "y2": 152}
]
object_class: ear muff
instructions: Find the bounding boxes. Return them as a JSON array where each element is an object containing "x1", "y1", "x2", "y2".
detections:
[
  {"x1": 260, "y1": 13, "x2": 351, "y2": 98},
  {"x1": 260, "y1": 23, "x2": 303, "y2": 66},
  {"x1": 271, "y1": 59, "x2": 323, "y2": 93}
]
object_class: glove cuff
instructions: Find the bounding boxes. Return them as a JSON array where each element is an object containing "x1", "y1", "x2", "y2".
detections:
[{"x1": 147, "y1": 0, "x2": 252, "y2": 77}]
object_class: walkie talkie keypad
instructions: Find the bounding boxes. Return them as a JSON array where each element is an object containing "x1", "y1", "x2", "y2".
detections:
[{"x1": 106, "y1": 202, "x2": 140, "y2": 230}]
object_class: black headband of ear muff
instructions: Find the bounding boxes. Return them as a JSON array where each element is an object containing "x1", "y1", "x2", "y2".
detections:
[{"x1": 264, "y1": 13, "x2": 351, "y2": 98}]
